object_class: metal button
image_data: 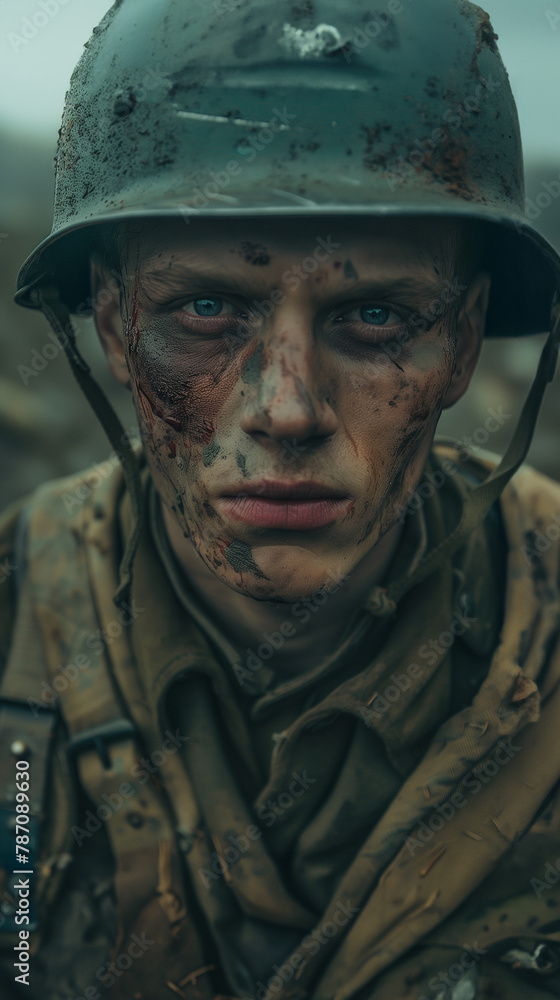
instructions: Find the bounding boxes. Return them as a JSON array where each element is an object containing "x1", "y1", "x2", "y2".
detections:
[
  {"x1": 10, "y1": 740, "x2": 27, "y2": 758},
  {"x1": 502, "y1": 941, "x2": 559, "y2": 975}
]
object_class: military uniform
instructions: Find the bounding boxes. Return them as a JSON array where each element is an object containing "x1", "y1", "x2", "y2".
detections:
[
  {"x1": 5, "y1": 0, "x2": 560, "y2": 997},
  {"x1": 1, "y1": 444, "x2": 560, "y2": 999}
]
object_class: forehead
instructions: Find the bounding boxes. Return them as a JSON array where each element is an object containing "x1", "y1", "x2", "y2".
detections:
[{"x1": 119, "y1": 215, "x2": 465, "y2": 274}]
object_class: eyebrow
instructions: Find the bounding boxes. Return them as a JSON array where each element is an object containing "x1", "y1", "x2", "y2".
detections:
[
  {"x1": 138, "y1": 264, "x2": 271, "y2": 299},
  {"x1": 137, "y1": 262, "x2": 451, "y2": 304}
]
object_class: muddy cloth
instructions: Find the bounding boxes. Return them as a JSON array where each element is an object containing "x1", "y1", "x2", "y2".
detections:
[
  {"x1": 147, "y1": 465, "x2": 506, "y2": 987},
  {"x1": 0, "y1": 445, "x2": 560, "y2": 1000}
]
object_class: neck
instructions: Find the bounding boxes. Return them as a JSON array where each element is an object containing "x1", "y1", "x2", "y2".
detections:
[{"x1": 161, "y1": 506, "x2": 404, "y2": 679}]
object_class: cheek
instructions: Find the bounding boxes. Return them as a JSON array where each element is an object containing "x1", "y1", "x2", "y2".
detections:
[
  {"x1": 339, "y1": 345, "x2": 453, "y2": 525},
  {"x1": 125, "y1": 316, "x2": 251, "y2": 448},
  {"x1": 381, "y1": 352, "x2": 453, "y2": 509},
  {"x1": 342, "y1": 343, "x2": 452, "y2": 445}
]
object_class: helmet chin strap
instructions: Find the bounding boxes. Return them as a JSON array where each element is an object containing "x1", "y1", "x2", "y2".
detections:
[
  {"x1": 32, "y1": 286, "x2": 145, "y2": 610},
  {"x1": 32, "y1": 289, "x2": 560, "y2": 613},
  {"x1": 385, "y1": 299, "x2": 560, "y2": 608}
]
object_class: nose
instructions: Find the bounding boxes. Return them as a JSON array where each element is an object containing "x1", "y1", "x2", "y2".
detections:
[{"x1": 239, "y1": 310, "x2": 338, "y2": 448}]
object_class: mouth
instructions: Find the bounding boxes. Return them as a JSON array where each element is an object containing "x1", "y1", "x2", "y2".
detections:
[{"x1": 216, "y1": 480, "x2": 353, "y2": 530}]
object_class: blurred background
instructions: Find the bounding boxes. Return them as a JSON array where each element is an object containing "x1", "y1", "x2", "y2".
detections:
[{"x1": 1, "y1": 0, "x2": 560, "y2": 508}]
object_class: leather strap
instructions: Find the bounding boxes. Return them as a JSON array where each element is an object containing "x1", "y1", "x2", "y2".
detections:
[{"x1": 386, "y1": 302, "x2": 560, "y2": 605}]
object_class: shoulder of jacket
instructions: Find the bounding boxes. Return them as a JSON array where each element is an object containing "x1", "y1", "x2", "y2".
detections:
[
  {"x1": 0, "y1": 455, "x2": 131, "y2": 647},
  {"x1": 0, "y1": 496, "x2": 29, "y2": 675},
  {"x1": 433, "y1": 439, "x2": 560, "y2": 513},
  {"x1": 19, "y1": 454, "x2": 128, "y2": 527}
]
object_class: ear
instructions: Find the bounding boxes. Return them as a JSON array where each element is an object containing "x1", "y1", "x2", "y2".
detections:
[
  {"x1": 442, "y1": 271, "x2": 491, "y2": 409},
  {"x1": 90, "y1": 256, "x2": 130, "y2": 388}
]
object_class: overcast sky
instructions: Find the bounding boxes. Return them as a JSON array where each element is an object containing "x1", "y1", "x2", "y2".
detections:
[{"x1": 1, "y1": 0, "x2": 559, "y2": 163}]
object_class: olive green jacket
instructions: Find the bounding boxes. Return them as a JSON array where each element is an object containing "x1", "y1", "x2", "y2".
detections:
[{"x1": 0, "y1": 445, "x2": 560, "y2": 1000}]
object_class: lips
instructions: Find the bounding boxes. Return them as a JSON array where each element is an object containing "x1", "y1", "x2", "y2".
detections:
[{"x1": 217, "y1": 480, "x2": 353, "y2": 530}]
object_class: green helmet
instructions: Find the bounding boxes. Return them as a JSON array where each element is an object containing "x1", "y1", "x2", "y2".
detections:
[
  {"x1": 15, "y1": 0, "x2": 560, "y2": 336},
  {"x1": 14, "y1": 0, "x2": 560, "y2": 608}
]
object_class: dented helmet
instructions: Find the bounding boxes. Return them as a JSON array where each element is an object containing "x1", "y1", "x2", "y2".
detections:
[{"x1": 15, "y1": 0, "x2": 560, "y2": 336}]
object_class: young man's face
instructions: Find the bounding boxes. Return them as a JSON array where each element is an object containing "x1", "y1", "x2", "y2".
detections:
[{"x1": 94, "y1": 216, "x2": 489, "y2": 602}]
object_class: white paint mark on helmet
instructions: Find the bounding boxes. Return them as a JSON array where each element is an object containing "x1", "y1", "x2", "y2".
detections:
[
  {"x1": 269, "y1": 188, "x2": 318, "y2": 206},
  {"x1": 280, "y1": 23, "x2": 345, "y2": 59},
  {"x1": 176, "y1": 111, "x2": 291, "y2": 130}
]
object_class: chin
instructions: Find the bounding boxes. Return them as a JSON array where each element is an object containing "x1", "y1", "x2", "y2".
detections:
[{"x1": 221, "y1": 545, "x2": 350, "y2": 604}]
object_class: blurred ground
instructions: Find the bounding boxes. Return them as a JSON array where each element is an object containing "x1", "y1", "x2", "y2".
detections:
[{"x1": 1, "y1": 129, "x2": 560, "y2": 510}]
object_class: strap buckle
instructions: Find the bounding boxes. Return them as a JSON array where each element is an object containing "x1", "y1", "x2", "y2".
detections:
[{"x1": 66, "y1": 719, "x2": 136, "y2": 769}]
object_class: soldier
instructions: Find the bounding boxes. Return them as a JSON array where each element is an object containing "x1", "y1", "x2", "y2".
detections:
[{"x1": 1, "y1": 1, "x2": 560, "y2": 998}]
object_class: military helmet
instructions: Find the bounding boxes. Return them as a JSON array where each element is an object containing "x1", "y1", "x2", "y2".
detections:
[
  {"x1": 13, "y1": 0, "x2": 560, "y2": 609},
  {"x1": 15, "y1": 0, "x2": 560, "y2": 336}
]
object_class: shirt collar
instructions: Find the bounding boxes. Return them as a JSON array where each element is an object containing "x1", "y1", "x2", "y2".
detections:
[{"x1": 147, "y1": 474, "x2": 430, "y2": 703}]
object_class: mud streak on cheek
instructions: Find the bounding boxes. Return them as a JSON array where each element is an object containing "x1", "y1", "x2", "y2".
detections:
[
  {"x1": 137, "y1": 386, "x2": 183, "y2": 431},
  {"x1": 357, "y1": 355, "x2": 450, "y2": 545},
  {"x1": 130, "y1": 334, "x2": 218, "y2": 445},
  {"x1": 130, "y1": 324, "x2": 266, "y2": 451},
  {"x1": 125, "y1": 314, "x2": 273, "y2": 584},
  {"x1": 124, "y1": 269, "x2": 141, "y2": 352},
  {"x1": 223, "y1": 539, "x2": 269, "y2": 580}
]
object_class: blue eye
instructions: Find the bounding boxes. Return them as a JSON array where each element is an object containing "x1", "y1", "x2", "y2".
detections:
[
  {"x1": 191, "y1": 297, "x2": 223, "y2": 316},
  {"x1": 360, "y1": 306, "x2": 390, "y2": 325}
]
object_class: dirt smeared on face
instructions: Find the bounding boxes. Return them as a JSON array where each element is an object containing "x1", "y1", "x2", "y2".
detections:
[
  {"x1": 124, "y1": 270, "x2": 141, "y2": 349},
  {"x1": 129, "y1": 316, "x2": 236, "y2": 445},
  {"x1": 116, "y1": 216, "x2": 475, "y2": 605},
  {"x1": 242, "y1": 341, "x2": 264, "y2": 384},
  {"x1": 241, "y1": 241, "x2": 270, "y2": 266},
  {"x1": 224, "y1": 540, "x2": 269, "y2": 579},
  {"x1": 202, "y1": 440, "x2": 221, "y2": 466},
  {"x1": 122, "y1": 265, "x2": 265, "y2": 593},
  {"x1": 344, "y1": 259, "x2": 359, "y2": 281},
  {"x1": 236, "y1": 451, "x2": 248, "y2": 477}
]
